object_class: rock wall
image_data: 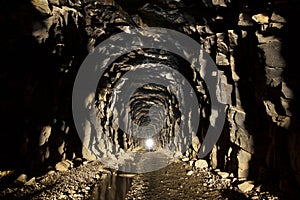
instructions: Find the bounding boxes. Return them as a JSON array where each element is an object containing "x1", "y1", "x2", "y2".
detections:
[{"x1": 0, "y1": 0, "x2": 298, "y2": 196}]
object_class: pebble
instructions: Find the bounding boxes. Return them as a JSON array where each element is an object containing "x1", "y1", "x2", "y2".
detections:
[
  {"x1": 55, "y1": 160, "x2": 73, "y2": 172},
  {"x1": 25, "y1": 177, "x2": 36, "y2": 186},
  {"x1": 186, "y1": 170, "x2": 194, "y2": 176},
  {"x1": 238, "y1": 181, "x2": 255, "y2": 193},
  {"x1": 47, "y1": 170, "x2": 55, "y2": 175},
  {"x1": 194, "y1": 159, "x2": 208, "y2": 169},
  {"x1": 217, "y1": 171, "x2": 229, "y2": 179},
  {"x1": 252, "y1": 13, "x2": 269, "y2": 24},
  {"x1": 14, "y1": 174, "x2": 27, "y2": 184},
  {"x1": 181, "y1": 157, "x2": 189, "y2": 162}
]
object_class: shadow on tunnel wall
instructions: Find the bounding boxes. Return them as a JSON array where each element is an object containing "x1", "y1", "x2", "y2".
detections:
[
  {"x1": 0, "y1": 0, "x2": 86, "y2": 175},
  {"x1": 0, "y1": 0, "x2": 42, "y2": 170},
  {"x1": 0, "y1": 1, "x2": 299, "y2": 199},
  {"x1": 234, "y1": 0, "x2": 299, "y2": 198}
]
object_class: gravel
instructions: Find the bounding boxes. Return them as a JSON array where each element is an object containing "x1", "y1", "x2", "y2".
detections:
[{"x1": 0, "y1": 159, "x2": 287, "y2": 200}]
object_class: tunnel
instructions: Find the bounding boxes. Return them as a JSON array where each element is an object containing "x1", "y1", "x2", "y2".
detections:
[{"x1": 0, "y1": 0, "x2": 299, "y2": 199}]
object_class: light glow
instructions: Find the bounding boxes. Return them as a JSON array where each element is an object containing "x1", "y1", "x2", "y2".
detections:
[{"x1": 145, "y1": 138, "x2": 154, "y2": 149}]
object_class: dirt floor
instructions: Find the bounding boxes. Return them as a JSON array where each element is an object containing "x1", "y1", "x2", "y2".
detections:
[
  {"x1": 0, "y1": 159, "x2": 288, "y2": 200},
  {"x1": 124, "y1": 160, "x2": 283, "y2": 200}
]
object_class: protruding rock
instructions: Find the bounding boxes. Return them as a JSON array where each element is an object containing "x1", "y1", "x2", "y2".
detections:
[
  {"x1": 258, "y1": 41, "x2": 286, "y2": 68},
  {"x1": 181, "y1": 157, "x2": 189, "y2": 162},
  {"x1": 24, "y1": 177, "x2": 36, "y2": 186},
  {"x1": 191, "y1": 136, "x2": 200, "y2": 152},
  {"x1": 48, "y1": 0, "x2": 60, "y2": 6},
  {"x1": 186, "y1": 170, "x2": 194, "y2": 176},
  {"x1": 14, "y1": 174, "x2": 27, "y2": 184},
  {"x1": 31, "y1": 0, "x2": 52, "y2": 16},
  {"x1": 216, "y1": 52, "x2": 229, "y2": 66},
  {"x1": 55, "y1": 160, "x2": 73, "y2": 171},
  {"x1": 282, "y1": 82, "x2": 294, "y2": 99},
  {"x1": 271, "y1": 12, "x2": 287, "y2": 23},
  {"x1": 237, "y1": 149, "x2": 252, "y2": 178},
  {"x1": 194, "y1": 159, "x2": 208, "y2": 169},
  {"x1": 252, "y1": 13, "x2": 269, "y2": 24},
  {"x1": 217, "y1": 171, "x2": 230, "y2": 179},
  {"x1": 212, "y1": 0, "x2": 227, "y2": 7},
  {"x1": 238, "y1": 13, "x2": 253, "y2": 26},
  {"x1": 238, "y1": 181, "x2": 255, "y2": 193}
]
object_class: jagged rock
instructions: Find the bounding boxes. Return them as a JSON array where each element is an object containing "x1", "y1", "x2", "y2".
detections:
[
  {"x1": 237, "y1": 149, "x2": 252, "y2": 178},
  {"x1": 276, "y1": 115, "x2": 291, "y2": 129},
  {"x1": 255, "y1": 32, "x2": 279, "y2": 44},
  {"x1": 282, "y1": 82, "x2": 294, "y2": 99},
  {"x1": 280, "y1": 97, "x2": 292, "y2": 116},
  {"x1": 228, "y1": 30, "x2": 238, "y2": 47},
  {"x1": 270, "y1": 21, "x2": 284, "y2": 29},
  {"x1": 228, "y1": 108, "x2": 254, "y2": 154},
  {"x1": 216, "y1": 52, "x2": 229, "y2": 66},
  {"x1": 0, "y1": 170, "x2": 14, "y2": 179},
  {"x1": 181, "y1": 157, "x2": 189, "y2": 162},
  {"x1": 39, "y1": 126, "x2": 52, "y2": 146},
  {"x1": 238, "y1": 181, "x2": 255, "y2": 193},
  {"x1": 263, "y1": 100, "x2": 291, "y2": 129},
  {"x1": 212, "y1": 0, "x2": 227, "y2": 7},
  {"x1": 196, "y1": 25, "x2": 214, "y2": 35},
  {"x1": 47, "y1": 170, "x2": 55, "y2": 175},
  {"x1": 49, "y1": 0, "x2": 60, "y2": 6},
  {"x1": 31, "y1": 0, "x2": 52, "y2": 16},
  {"x1": 186, "y1": 170, "x2": 193, "y2": 176},
  {"x1": 191, "y1": 136, "x2": 200, "y2": 152},
  {"x1": 0, "y1": 0, "x2": 298, "y2": 196},
  {"x1": 55, "y1": 160, "x2": 73, "y2": 171},
  {"x1": 265, "y1": 66, "x2": 283, "y2": 87},
  {"x1": 271, "y1": 12, "x2": 287, "y2": 23},
  {"x1": 217, "y1": 171, "x2": 230, "y2": 179},
  {"x1": 263, "y1": 100, "x2": 278, "y2": 119},
  {"x1": 189, "y1": 160, "x2": 195, "y2": 167},
  {"x1": 252, "y1": 13, "x2": 269, "y2": 24},
  {"x1": 194, "y1": 159, "x2": 208, "y2": 169},
  {"x1": 258, "y1": 41, "x2": 286, "y2": 68},
  {"x1": 24, "y1": 177, "x2": 36, "y2": 186},
  {"x1": 14, "y1": 174, "x2": 27, "y2": 184},
  {"x1": 238, "y1": 13, "x2": 253, "y2": 26}
]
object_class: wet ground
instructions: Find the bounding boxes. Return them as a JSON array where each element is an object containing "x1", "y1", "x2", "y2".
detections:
[
  {"x1": 124, "y1": 160, "x2": 246, "y2": 200},
  {"x1": 0, "y1": 159, "x2": 287, "y2": 200},
  {"x1": 90, "y1": 159, "x2": 284, "y2": 200}
]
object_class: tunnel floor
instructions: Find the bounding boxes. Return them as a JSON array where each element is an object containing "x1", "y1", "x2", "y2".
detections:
[
  {"x1": 0, "y1": 159, "x2": 285, "y2": 200},
  {"x1": 123, "y1": 160, "x2": 281, "y2": 200}
]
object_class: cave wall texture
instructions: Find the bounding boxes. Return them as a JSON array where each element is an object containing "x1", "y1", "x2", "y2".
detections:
[{"x1": 0, "y1": 0, "x2": 299, "y2": 197}]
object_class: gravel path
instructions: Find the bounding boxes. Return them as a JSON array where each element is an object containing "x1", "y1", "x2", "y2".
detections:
[
  {"x1": 0, "y1": 160, "x2": 110, "y2": 200},
  {"x1": 91, "y1": 159, "x2": 285, "y2": 200},
  {"x1": 124, "y1": 160, "x2": 278, "y2": 200},
  {"x1": 0, "y1": 159, "x2": 287, "y2": 200}
]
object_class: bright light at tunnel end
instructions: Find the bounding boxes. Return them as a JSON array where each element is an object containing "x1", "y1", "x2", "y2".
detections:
[
  {"x1": 72, "y1": 26, "x2": 227, "y2": 173},
  {"x1": 145, "y1": 138, "x2": 154, "y2": 150}
]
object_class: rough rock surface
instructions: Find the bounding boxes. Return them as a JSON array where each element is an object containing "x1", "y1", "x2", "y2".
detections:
[
  {"x1": 0, "y1": 159, "x2": 285, "y2": 200},
  {"x1": 0, "y1": 160, "x2": 108, "y2": 200},
  {"x1": 0, "y1": 0, "x2": 299, "y2": 199}
]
